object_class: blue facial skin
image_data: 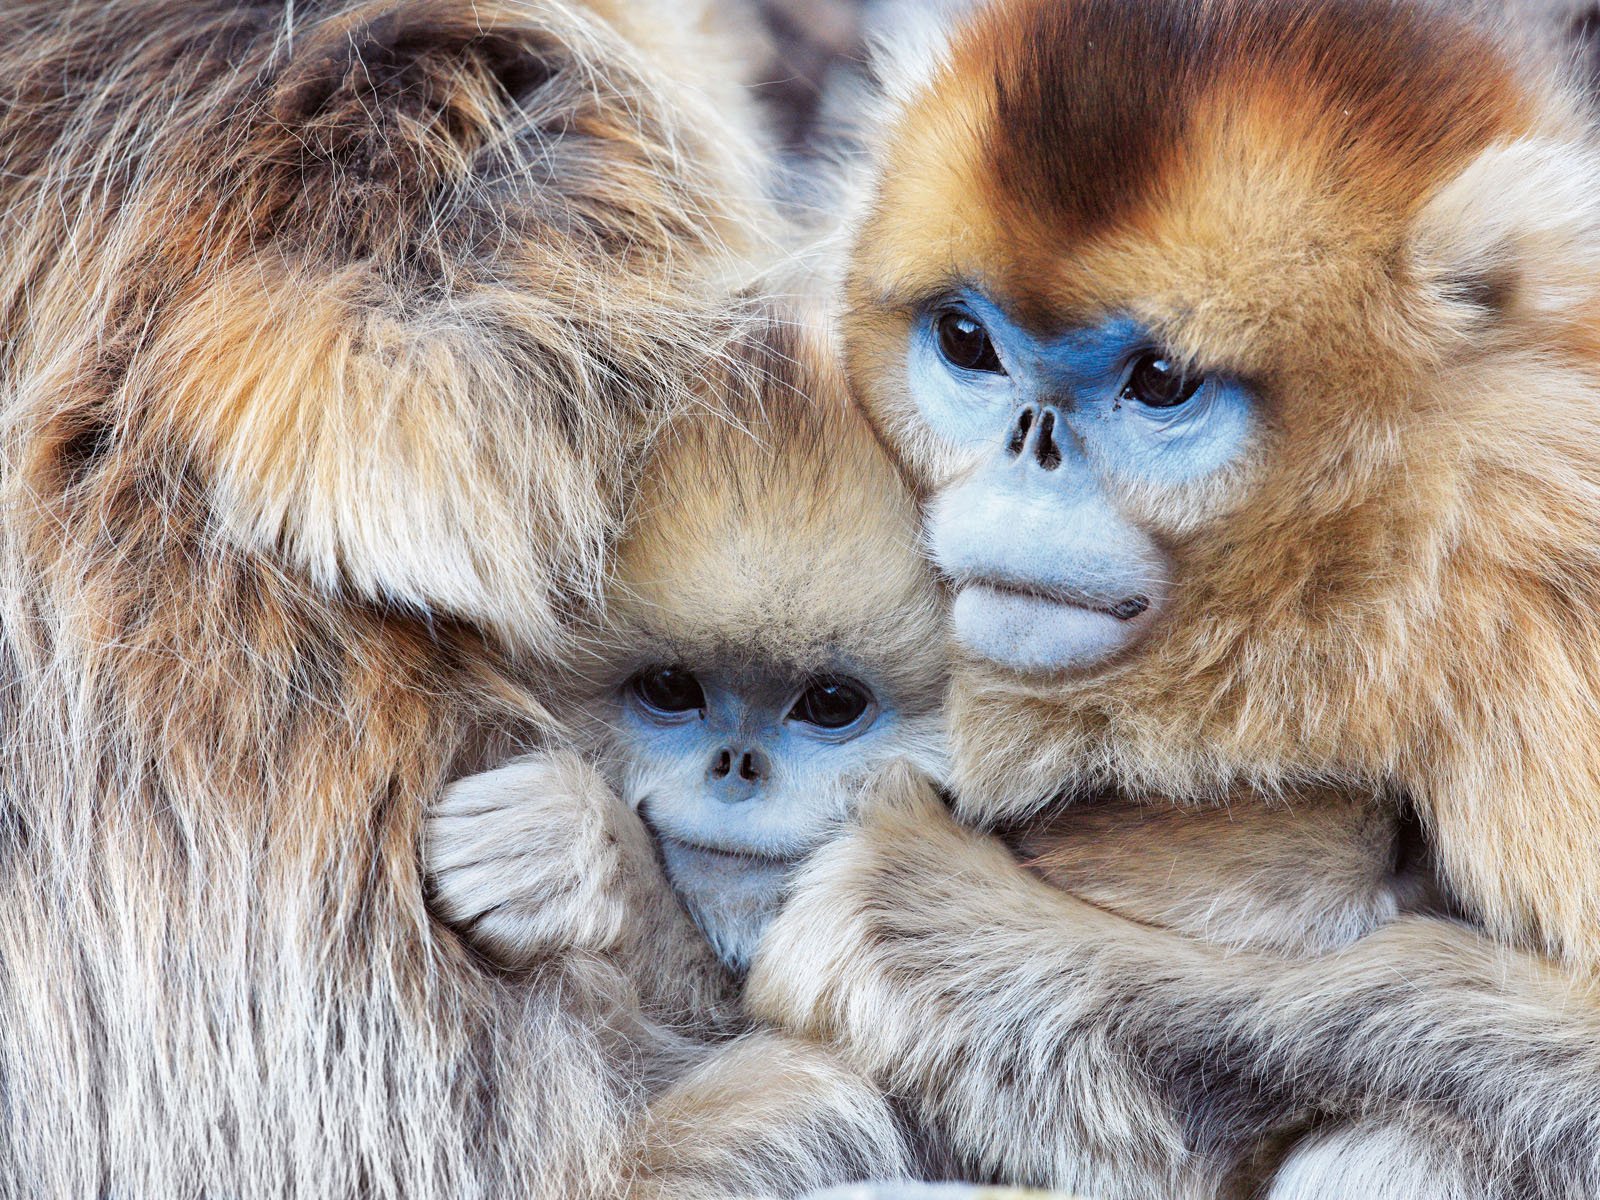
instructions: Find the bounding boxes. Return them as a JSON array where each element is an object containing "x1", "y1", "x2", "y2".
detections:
[
  {"x1": 616, "y1": 666, "x2": 895, "y2": 861},
  {"x1": 613, "y1": 662, "x2": 933, "y2": 969},
  {"x1": 909, "y1": 293, "x2": 1258, "y2": 673},
  {"x1": 908, "y1": 294, "x2": 1254, "y2": 487}
]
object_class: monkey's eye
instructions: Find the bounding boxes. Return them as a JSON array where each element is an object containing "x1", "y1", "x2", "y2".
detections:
[
  {"x1": 1123, "y1": 352, "x2": 1203, "y2": 408},
  {"x1": 630, "y1": 666, "x2": 705, "y2": 716},
  {"x1": 935, "y1": 311, "x2": 1005, "y2": 374},
  {"x1": 788, "y1": 676, "x2": 874, "y2": 731}
]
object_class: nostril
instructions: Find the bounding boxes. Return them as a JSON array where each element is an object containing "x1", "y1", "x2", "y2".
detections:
[
  {"x1": 1007, "y1": 407, "x2": 1035, "y2": 457},
  {"x1": 738, "y1": 751, "x2": 763, "y2": 782},
  {"x1": 710, "y1": 749, "x2": 732, "y2": 780},
  {"x1": 1035, "y1": 410, "x2": 1062, "y2": 471}
]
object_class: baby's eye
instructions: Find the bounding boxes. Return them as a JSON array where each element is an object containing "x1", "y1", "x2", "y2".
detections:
[
  {"x1": 630, "y1": 666, "x2": 705, "y2": 717},
  {"x1": 787, "y1": 676, "x2": 874, "y2": 731}
]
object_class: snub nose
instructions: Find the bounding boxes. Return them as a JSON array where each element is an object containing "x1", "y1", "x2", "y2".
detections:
[
  {"x1": 737, "y1": 750, "x2": 767, "y2": 782},
  {"x1": 1006, "y1": 405, "x2": 1064, "y2": 471},
  {"x1": 707, "y1": 746, "x2": 769, "y2": 790}
]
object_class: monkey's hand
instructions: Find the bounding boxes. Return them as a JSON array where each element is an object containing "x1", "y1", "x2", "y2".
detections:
[
  {"x1": 425, "y1": 751, "x2": 653, "y2": 967},
  {"x1": 426, "y1": 751, "x2": 739, "y2": 1021}
]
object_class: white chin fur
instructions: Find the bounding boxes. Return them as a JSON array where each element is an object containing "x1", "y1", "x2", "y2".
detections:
[
  {"x1": 659, "y1": 839, "x2": 794, "y2": 971},
  {"x1": 953, "y1": 583, "x2": 1141, "y2": 672}
]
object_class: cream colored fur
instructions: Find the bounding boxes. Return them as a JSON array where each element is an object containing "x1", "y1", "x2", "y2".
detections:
[{"x1": 0, "y1": 1, "x2": 913, "y2": 1196}]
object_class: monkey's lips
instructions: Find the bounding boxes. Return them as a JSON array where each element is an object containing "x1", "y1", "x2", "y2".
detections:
[
  {"x1": 633, "y1": 803, "x2": 838, "y2": 870},
  {"x1": 637, "y1": 802, "x2": 817, "y2": 866},
  {"x1": 953, "y1": 577, "x2": 1160, "y2": 673},
  {"x1": 656, "y1": 835, "x2": 802, "y2": 869}
]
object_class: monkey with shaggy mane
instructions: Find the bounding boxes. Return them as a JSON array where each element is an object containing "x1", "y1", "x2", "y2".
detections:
[{"x1": 0, "y1": 1, "x2": 922, "y2": 1195}]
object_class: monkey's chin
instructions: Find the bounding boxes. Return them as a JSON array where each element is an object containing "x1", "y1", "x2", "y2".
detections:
[
  {"x1": 953, "y1": 582, "x2": 1149, "y2": 673},
  {"x1": 657, "y1": 838, "x2": 796, "y2": 971}
]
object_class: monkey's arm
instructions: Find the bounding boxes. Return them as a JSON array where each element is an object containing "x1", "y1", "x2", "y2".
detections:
[
  {"x1": 746, "y1": 767, "x2": 1600, "y2": 1196},
  {"x1": 627, "y1": 1031, "x2": 924, "y2": 1199},
  {"x1": 1010, "y1": 790, "x2": 1434, "y2": 955},
  {"x1": 428, "y1": 756, "x2": 929, "y2": 1195},
  {"x1": 425, "y1": 751, "x2": 735, "y2": 1024}
]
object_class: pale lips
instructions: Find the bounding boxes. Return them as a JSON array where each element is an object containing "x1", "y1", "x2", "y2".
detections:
[{"x1": 952, "y1": 577, "x2": 1159, "y2": 673}]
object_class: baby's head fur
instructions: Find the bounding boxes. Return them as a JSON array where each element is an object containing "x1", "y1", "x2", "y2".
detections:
[{"x1": 587, "y1": 310, "x2": 950, "y2": 966}]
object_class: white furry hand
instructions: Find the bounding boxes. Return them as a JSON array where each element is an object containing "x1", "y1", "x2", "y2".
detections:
[
  {"x1": 744, "y1": 762, "x2": 1008, "y2": 1040},
  {"x1": 425, "y1": 751, "x2": 653, "y2": 967}
]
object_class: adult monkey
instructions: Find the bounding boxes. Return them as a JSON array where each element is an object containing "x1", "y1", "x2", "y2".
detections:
[
  {"x1": 749, "y1": 0, "x2": 1600, "y2": 1195},
  {"x1": 0, "y1": 1, "x2": 912, "y2": 1197}
]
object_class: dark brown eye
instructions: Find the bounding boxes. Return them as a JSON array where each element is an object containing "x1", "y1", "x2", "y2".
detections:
[
  {"x1": 1123, "y1": 352, "x2": 1203, "y2": 408},
  {"x1": 788, "y1": 676, "x2": 874, "y2": 731},
  {"x1": 936, "y1": 311, "x2": 1005, "y2": 374},
  {"x1": 630, "y1": 666, "x2": 705, "y2": 716}
]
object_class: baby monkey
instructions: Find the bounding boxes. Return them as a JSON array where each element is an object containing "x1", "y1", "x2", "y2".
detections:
[
  {"x1": 422, "y1": 314, "x2": 947, "y2": 1196},
  {"x1": 426, "y1": 314, "x2": 948, "y2": 984}
]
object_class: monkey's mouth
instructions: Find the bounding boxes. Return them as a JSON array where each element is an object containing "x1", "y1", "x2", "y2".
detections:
[
  {"x1": 658, "y1": 835, "x2": 801, "y2": 868},
  {"x1": 636, "y1": 803, "x2": 810, "y2": 867},
  {"x1": 952, "y1": 577, "x2": 1162, "y2": 673},
  {"x1": 965, "y1": 576, "x2": 1152, "y2": 622}
]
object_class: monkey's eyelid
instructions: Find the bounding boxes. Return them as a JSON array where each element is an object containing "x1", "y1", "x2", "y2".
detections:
[
  {"x1": 894, "y1": 283, "x2": 975, "y2": 320},
  {"x1": 1119, "y1": 346, "x2": 1200, "y2": 376}
]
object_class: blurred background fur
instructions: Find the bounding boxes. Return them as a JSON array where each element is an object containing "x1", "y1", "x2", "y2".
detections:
[{"x1": 747, "y1": 0, "x2": 1600, "y2": 152}]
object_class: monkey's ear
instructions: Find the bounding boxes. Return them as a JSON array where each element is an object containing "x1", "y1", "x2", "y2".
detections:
[{"x1": 1409, "y1": 137, "x2": 1600, "y2": 328}]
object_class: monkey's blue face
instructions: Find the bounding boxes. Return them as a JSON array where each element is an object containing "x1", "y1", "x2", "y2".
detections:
[
  {"x1": 609, "y1": 662, "x2": 944, "y2": 968},
  {"x1": 906, "y1": 295, "x2": 1258, "y2": 673},
  {"x1": 614, "y1": 664, "x2": 906, "y2": 858}
]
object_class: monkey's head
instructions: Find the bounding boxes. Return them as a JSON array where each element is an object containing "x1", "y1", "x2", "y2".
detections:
[
  {"x1": 590, "y1": 319, "x2": 949, "y2": 967},
  {"x1": 846, "y1": 0, "x2": 1600, "y2": 817}
]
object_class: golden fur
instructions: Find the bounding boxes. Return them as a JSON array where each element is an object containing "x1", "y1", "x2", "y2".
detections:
[
  {"x1": 606, "y1": 320, "x2": 946, "y2": 706},
  {"x1": 845, "y1": 0, "x2": 1600, "y2": 967},
  {"x1": 0, "y1": 1, "x2": 858, "y2": 1195},
  {"x1": 747, "y1": 1, "x2": 1600, "y2": 1195}
]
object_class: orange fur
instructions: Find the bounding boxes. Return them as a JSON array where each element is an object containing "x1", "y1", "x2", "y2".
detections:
[{"x1": 846, "y1": 0, "x2": 1600, "y2": 966}]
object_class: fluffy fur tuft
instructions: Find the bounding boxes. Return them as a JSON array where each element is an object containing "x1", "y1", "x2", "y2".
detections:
[
  {"x1": 0, "y1": 1, "x2": 799, "y2": 1196},
  {"x1": 606, "y1": 313, "x2": 948, "y2": 711}
]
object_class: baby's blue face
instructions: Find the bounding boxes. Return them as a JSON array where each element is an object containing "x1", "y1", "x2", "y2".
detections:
[
  {"x1": 906, "y1": 295, "x2": 1259, "y2": 673},
  {"x1": 607, "y1": 660, "x2": 944, "y2": 968},
  {"x1": 616, "y1": 663, "x2": 892, "y2": 861}
]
